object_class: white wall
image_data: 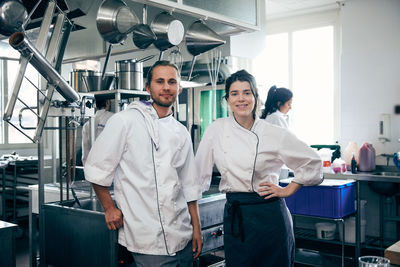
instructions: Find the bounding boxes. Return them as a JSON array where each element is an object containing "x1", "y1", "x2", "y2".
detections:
[
  {"x1": 340, "y1": 0, "x2": 400, "y2": 237},
  {"x1": 340, "y1": 0, "x2": 400, "y2": 163}
]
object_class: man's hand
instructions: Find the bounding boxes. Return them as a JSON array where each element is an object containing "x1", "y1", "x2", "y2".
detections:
[
  {"x1": 91, "y1": 183, "x2": 123, "y2": 230},
  {"x1": 187, "y1": 200, "x2": 203, "y2": 259},
  {"x1": 104, "y1": 206, "x2": 123, "y2": 230},
  {"x1": 192, "y1": 224, "x2": 203, "y2": 259}
]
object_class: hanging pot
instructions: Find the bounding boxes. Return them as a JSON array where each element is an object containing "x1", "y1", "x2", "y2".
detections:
[
  {"x1": 0, "y1": 0, "x2": 27, "y2": 36},
  {"x1": 96, "y1": 0, "x2": 139, "y2": 44},
  {"x1": 185, "y1": 20, "x2": 225, "y2": 80},
  {"x1": 151, "y1": 12, "x2": 184, "y2": 59},
  {"x1": 186, "y1": 20, "x2": 226, "y2": 57},
  {"x1": 132, "y1": 4, "x2": 156, "y2": 49}
]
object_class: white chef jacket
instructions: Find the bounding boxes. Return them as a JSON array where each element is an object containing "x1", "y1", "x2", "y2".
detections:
[
  {"x1": 84, "y1": 101, "x2": 201, "y2": 255},
  {"x1": 265, "y1": 110, "x2": 290, "y2": 129},
  {"x1": 195, "y1": 116, "x2": 323, "y2": 193},
  {"x1": 82, "y1": 109, "x2": 114, "y2": 165}
]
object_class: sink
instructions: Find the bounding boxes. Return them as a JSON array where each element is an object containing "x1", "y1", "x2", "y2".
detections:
[
  {"x1": 371, "y1": 171, "x2": 400, "y2": 177},
  {"x1": 368, "y1": 171, "x2": 400, "y2": 196}
]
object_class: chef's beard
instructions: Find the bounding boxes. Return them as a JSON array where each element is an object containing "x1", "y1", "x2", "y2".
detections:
[{"x1": 150, "y1": 93, "x2": 177, "y2": 108}]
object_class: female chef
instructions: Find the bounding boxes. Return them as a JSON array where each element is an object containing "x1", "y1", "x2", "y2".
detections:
[
  {"x1": 195, "y1": 70, "x2": 322, "y2": 267},
  {"x1": 260, "y1": 85, "x2": 293, "y2": 129}
]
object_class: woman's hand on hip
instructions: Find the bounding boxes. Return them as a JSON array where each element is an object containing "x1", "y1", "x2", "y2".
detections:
[
  {"x1": 258, "y1": 182, "x2": 287, "y2": 199},
  {"x1": 258, "y1": 181, "x2": 302, "y2": 199}
]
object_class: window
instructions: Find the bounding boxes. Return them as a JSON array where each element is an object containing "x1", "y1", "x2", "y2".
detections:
[
  {"x1": 1, "y1": 58, "x2": 39, "y2": 145},
  {"x1": 253, "y1": 12, "x2": 339, "y2": 145}
]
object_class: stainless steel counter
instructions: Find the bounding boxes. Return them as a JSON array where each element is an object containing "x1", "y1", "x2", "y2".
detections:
[
  {"x1": 42, "y1": 191, "x2": 226, "y2": 267},
  {"x1": 322, "y1": 167, "x2": 400, "y2": 261},
  {"x1": 324, "y1": 171, "x2": 400, "y2": 183}
]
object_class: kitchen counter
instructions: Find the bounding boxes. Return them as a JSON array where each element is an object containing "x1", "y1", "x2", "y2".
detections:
[{"x1": 324, "y1": 171, "x2": 400, "y2": 183}]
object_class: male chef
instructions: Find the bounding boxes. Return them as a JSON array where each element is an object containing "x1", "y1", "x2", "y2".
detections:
[{"x1": 84, "y1": 60, "x2": 202, "y2": 266}]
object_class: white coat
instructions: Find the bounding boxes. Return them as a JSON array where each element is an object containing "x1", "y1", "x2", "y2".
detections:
[
  {"x1": 195, "y1": 116, "x2": 323, "y2": 193},
  {"x1": 81, "y1": 109, "x2": 114, "y2": 165},
  {"x1": 265, "y1": 110, "x2": 290, "y2": 129},
  {"x1": 84, "y1": 101, "x2": 201, "y2": 255}
]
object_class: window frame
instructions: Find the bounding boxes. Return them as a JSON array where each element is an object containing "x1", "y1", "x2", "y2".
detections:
[
  {"x1": 1, "y1": 57, "x2": 38, "y2": 150},
  {"x1": 259, "y1": 9, "x2": 341, "y2": 143}
]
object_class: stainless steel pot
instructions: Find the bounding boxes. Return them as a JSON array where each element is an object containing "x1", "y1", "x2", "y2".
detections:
[
  {"x1": 115, "y1": 55, "x2": 154, "y2": 90},
  {"x1": 0, "y1": 0, "x2": 27, "y2": 36},
  {"x1": 115, "y1": 59, "x2": 143, "y2": 90},
  {"x1": 151, "y1": 12, "x2": 184, "y2": 59},
  {"x1": 96, "y1": 0, "x2": 139, "y2": 44},
  {"x1": 132, "y1": 4, "x2": 156, "y2": 49},
  {"x1": 185, "y1": 20, "x2": 226, "y2": 80},
  {"x1": 82, "y1": 72, "x2": 115, "y2": 91},
  {"x1": 186, "y1": 20, "x2": 226, "y2": 56},
  {"x1": 70, "y1": 70, "x2": 94, "y2": 93}
]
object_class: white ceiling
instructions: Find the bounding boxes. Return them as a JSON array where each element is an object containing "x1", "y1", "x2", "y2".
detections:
[{"x1": 266, "y1": 0, "x2": 342, "y2": 19}]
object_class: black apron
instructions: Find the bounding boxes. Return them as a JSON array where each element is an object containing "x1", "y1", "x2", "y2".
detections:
[{"x1": 224, "y1": 192, "x2": 295, "y2": 267}]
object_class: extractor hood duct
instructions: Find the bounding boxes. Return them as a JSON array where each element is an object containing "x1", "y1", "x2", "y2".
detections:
[{"x1": 9, "y1": 32, "x2": 79, "y2": 103}]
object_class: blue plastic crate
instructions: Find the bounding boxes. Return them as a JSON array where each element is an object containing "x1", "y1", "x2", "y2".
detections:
[{"x1": 280, "y1": 178, "x2": 356, "y2": 218}]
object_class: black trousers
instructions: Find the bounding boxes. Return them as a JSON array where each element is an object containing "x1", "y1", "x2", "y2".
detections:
[{"x1": 224, "y1": 192, "x2": 295, "y2": 267}]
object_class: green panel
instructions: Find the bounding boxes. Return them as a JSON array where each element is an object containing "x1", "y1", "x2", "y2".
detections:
[
  {"x1": 200, "y1": 90, "x2": 212, "y2": 139},
  {"x1": 200, "y1": 89, "x2": 228, "y2": 139}
]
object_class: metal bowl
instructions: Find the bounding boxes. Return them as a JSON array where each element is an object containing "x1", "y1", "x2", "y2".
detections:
[{"x1": 82, "y1": 73, "x2": 115, "y2": 91}]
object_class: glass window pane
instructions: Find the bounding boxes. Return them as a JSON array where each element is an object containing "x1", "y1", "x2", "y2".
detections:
[
  {"x1": 253, "y1": 33, "x2": 289, "y2": 102},
  {"x1": 7, "y1": 61, "x2": 39, "y2": 143},
  {"x1": 291, "y1": 26, "x2": 334, "y2": 144}
]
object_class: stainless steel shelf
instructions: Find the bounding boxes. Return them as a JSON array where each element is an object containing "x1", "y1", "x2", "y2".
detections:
[
  {"x1": 295, "y1": 248, "x2": 354, "y2": 267},
  {"x1": 91, "y1": 89, "x2": 149, "y2": 99}
]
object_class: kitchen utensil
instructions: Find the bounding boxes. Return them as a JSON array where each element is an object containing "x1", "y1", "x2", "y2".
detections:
[
  {"x1": 186, "y1": 20, "x2": 226, "y2": 57},
  {"x1": 151, "y1": 12, "x2": 184, "y2": 59},
  {"x1": 185, "y1": 20, "x2": 225, "y2": 80},
  {"x1": 96, "y1": 0, "x2": 139, "y2": 44},
  {"x1": 82, "y1": 72, "x2": 115, "y2": 91},
  {"x1": 206, "y1": 48, "x2": 222, "y2": 121},
  {"x1": 132, "y1": 4, "x2": 156, "y2": 49},
  {"x1": 359, "y1": 256, "x2": 390, "y2": 267},
  {"x1": 0, "y1": 0, "x2": 28, "y2": 36},
  {"x1": 70, "y1": 70, "x2": 94, "y2": 92},
  {"x1": 115, "y1": 55, "x2": 154, "y2": 90},
  {"x1": 101, "y1": 43, "x2": 113, "y2": 80},
  {"x1": 167, "y1": 48, "x2": 183, "y2": 72}
]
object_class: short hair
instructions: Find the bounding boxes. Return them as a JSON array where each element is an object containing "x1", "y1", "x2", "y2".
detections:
[
  {"x1": 260, "y1": 86, "x2": 293, "y2": 119},
  {"x1": 224, "y1": 69, "x2": 259, "y2": 119},
  {"x1": 95, "y1": 98, "x2": 108, "y2": 109},
  {"x1": 146, "y1": 60, "x2": 180, "y2": 87}
]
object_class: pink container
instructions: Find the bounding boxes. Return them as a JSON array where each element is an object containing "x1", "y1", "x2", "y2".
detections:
[{"x1": 358, "y1": 143, "x2": 376, "y2": 172}]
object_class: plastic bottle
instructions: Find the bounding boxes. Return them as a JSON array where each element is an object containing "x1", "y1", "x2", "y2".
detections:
[
  {"x1": 359, "y1": 143, "x2": 376, "y2": 172},
  {"x1": 344, "y1": 142, "x2": 359, "y2": 171},
  {"x1": 351, "y1": 153, "x2": 357, "y2": 174}
]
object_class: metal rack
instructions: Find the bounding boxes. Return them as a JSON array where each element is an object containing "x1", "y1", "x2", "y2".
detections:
[
  {"x1": 292, "y1": 214, "x2": 350, "y2": 267},
  {"x1": 90, "y1": 89, "x2": 149, "y2": 112}
]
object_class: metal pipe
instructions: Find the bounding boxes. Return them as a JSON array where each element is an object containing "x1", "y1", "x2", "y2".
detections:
[{"x1": 8, "y1": 32, "x2": 79, "y2": 103}]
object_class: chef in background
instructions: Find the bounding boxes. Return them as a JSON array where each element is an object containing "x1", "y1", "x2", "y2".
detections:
[
  {"x1": 195, "y1": 69, "x2": 322, "y2": 267},
  {"x1": 81, "y1": 98, "x2": 113, "y2": 165},
  {"x1": 260, "y1": 85, "x2": 293, "y2": 129}
]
